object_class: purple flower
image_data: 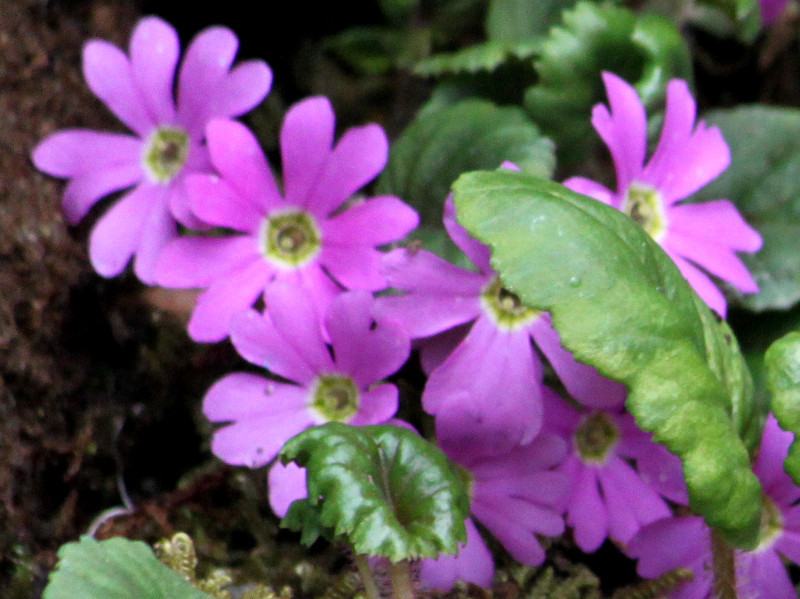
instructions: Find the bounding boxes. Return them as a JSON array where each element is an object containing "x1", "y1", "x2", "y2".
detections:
[
  {"x1": 761, "y1": 0, "x2": 789, "y2": 25},
  {"x1": 564, "y1": 72, "x2": 762, "y2": 317},
  {"x1": 420, "y1": 409, "x2": 568, "y2": 590},
  {"x1": 154, "y1": 97, "x2": 419, "y2": 342},
  {"x1": 31, "y1": 16, "x2": 272, "y2": 283},
  {"x1": 627, "y1": 415, "x2": 800, "y2": 599},
  {"x1": 542, "y1": 385, "x2": 685, "y2": 553},
  {"x1": 377, "y1": 196, "x2": 624, "y2": 455},
  {"x1": 203, "y1": 283, "x2": 410, "y2": 511}
]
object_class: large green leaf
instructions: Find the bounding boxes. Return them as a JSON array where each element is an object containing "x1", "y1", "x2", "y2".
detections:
[
  {"x1": 280, "y1": 423, "x2": 469, "y2": 562},
  {"x1": 452, "y1": 170, "x2": 762, "y2": 548},
  {"x1": 692, "y1": 106, "x2": 800, "y2": 312},
  {"x1": 377, "y1": 99, "x2": 554, "y2": 227},
  {"x1": 42, "y1": 536, "x2": 212, "y2": 599},
  {"x1": 523, "y1": 1, "x2": 691, "y2": 167},
  {"x1": 765, "y1": 332, "x2": 800, "y2": 485}
]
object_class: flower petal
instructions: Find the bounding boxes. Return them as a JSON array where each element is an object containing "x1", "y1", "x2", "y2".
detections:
[
  {"x1": 306, "y1": 123, "x2": 388, "y2": 216},
  {"x1": 664, "y1": 249, "x2": 729, "y2": 317},
  {"x1": 470, "y1": 497, "x2": 550, "y2": 566},
  {"x1": 188, "y1": 258, "x2": 273, "y2": 342},
  {"x1": 155, "y1": 235, "x2": 257, "y2": 288},
  {"x1": 425, "y1": 317, "x2": 543, "y2": 451},
  {"x1": 349, "y1": 384, "x2": 399, "y2": 425},
  {"x1": 264, "y1": 281, "x2": 335, "y2": 375},
  {"x1": 642, "y1": 79, "x2": 730, "y2": 202},
  {"x1": 205, "y1": 119, "x2": 283, "y2": 214},
  {"x1": 177, "y1": 25, "x2": 239, "y2": 138},
  {"x1": 627, "y1": 516, "x2": 709, "y2": 578},
  {"x1": 32, "y1": 129, "x2": 142, "y2": 178},
  {"x1": 88, "y1": 183, "x2": 161, "y2": 278},
  {"x1": 129, "y1": 16, "x2": 179, "y2": 124},
  {"x1": 737, "y1": 550, "x2": 797, "y2": 599},
  {"x1": 268, "y1": 461, "x2": 307, "y2": 518},
  {"x1": 216, "y1": 59, "x2": 273, "y2": 117},
  {"x1": 204, "y1": 372, "x2": 307, "y2": 422},
  {"x1": 419, "y1": 519, "x2": 495, "y2": 590},
  {"x1": 209, "y1": 405, "x2": 312, "y2": 468},
  {"x1": 61, "y1": 163, "x2": 144, "y2": 225},
  {"x1": 326, "y1": 291, "x2": 410, "y2": 387},
  {"x1": 567, "y1": 465, "x2": 607, "y2": 552},
  {"x1": 83, "y1": 39, "x2": 154, "y2": 136},
  {"x1": 669, "y1": 200, "x2": 762, "y2": 252},
  {"x1": 592, "y1": 72, "x2": 647, "y2": 192},
  {"x1": 323, "y1": 196, "x2": 419, "y2": 247},
  {"x1": 187, "y1": 172, "x2": 263, "y2": 233},
  {"x1": 529, "y1": 316, "x2": 626, "y2": 409},
  {"x1": 320, "y1": 245, "x2": 386, "y2": 290},
  {"x1": 229, "y1": 309, "x2": 318, "y2": 383},
  {"x1": 132, "y1": 193, "x2": 178, "y2": 284},
  {"x1": 443, "y1": 196, "x2": 492, "y2": 273},
  {"x1": 562, "y1": 176, "x2": 616, "y2": 207},
  {"x1": 281, "y1": 97, "x2": 335, "y2": 208}
]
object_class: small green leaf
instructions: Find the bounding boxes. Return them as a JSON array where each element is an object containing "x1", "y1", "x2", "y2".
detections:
[
  {"x1": 523, "y1": 1, "x2": 691, "y2": 166},
  {"x1": 690, "y1": 0, "x2": 761, "y2": 42},
  {"x1": 414, "y1": 40, "x2": 539, "y2": 77},
  {"x1": 452, "y1": 170, "x2": 762, "y2": 548},
  {"x1": 279, "y1": 423, "x2": 469, "y2": 562},
  {"x1": 765, "y1": 332, "x2": 800, "y2": 485},
  {"x1": 486, "y1": 0, "x2": 580, "y2": 42},
  {"x1": 377, "y1": 99, "x2": 555, "y2": 227},
  {"x1": 42, "y1": 536, "x2": 213, "y2": 599},
  {"x1": 692, "y1": 106, "x2": 800, "y2": 312}
]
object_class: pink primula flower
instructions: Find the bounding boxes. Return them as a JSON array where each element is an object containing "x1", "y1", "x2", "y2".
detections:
[
  {"x1": 564, "y1": 72, "x2": 762, "y2": 317},
  {"x1": 32, "y1": 16, "x2": 272, "y2": 283},
  {"x1": 378, "y1": 196, "x2": 624, "y2": 455},
  {"x1": 628, "y1": 415, "x2": 800, "y2": 599},
  {"x1": 154, "y1": 97, "x2": 419, "y2": 342},
  {"x1": 761, "y1": 0, "x2": 789, "y2": 25},
  {"x1": 420, "y1": 408, "x2": 568, "y2": 590},
  {"x1": 543, "y1": 385, "x2": 686, "y2": 553},
  {"x1": 203, "y1": 283, "x2": 410, "y2": 512}
]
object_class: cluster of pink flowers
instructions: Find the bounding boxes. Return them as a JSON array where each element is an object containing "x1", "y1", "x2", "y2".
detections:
[{"x1": 34, "y1": 14, "x2": 785, "y2": 599}]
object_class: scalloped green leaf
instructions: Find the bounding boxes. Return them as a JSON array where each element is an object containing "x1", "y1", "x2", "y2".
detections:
[
  {"x1": 377, "y1": 99, "x2": 554, "y2": 228},
  {"x1": 765, "y1": 332, "x2": 800, "y2": 484},
  {"x1": 691, "y1": 106, "x2": 800, "y2": 313},
  {"x1": 486, "y1": 0, "x2": 580, "y2": 42},
  {"x1": 452, "y1": 170, "x2": 761, "y2": 549},
  {"x1": 523, "y1": 1, "x2": 691, "y2": 166},
  {"x1": 42, "y1": 536, "x2": 213, "y2": 599},
  {"x1": 279, "y1": 423, "x2": 469, "y2": 562},
  {"x1": 414, "y1": 40, "x2": 539, "y2": 77}
]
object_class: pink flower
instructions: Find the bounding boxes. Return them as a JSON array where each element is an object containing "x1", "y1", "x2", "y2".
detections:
[
  {"x1": 31, "y1": 16, "x2": 272, "y2": 283},
  {"x1": 564, "y1": 72, "x2": 762, "y2": 317},
  {"x1": 627, "y1": 415, "x2": 800, "y2": 599},
  {"x1": 203, "y1": 283, "x2": 410, "y2": 512},
  {"x1": 420, "y1": 409, "x2": 568, "y2": 590},
  {"x1": 377, "y1": 196, "x2": 624, "y2": 456},
  {"x1": 543, "y1": 385, "x2": 685, "y2": 553},
  {"x1": 154, "y1": 97, "x2": 419, "y2": 342}
]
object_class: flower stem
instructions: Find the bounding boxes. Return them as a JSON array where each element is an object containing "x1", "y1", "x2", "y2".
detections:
[
  {"x1": 710, "y1": 530, "x2": 738, "y2": 599},
  {"x1": 390, "y1": 560, "x2": 415, "y2": 599},
  {"x1": 354, "y1": 554, "x2": 381, "y2": 599}
]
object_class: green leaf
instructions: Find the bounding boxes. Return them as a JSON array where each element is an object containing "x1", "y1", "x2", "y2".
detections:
[
  {"x1": 279, "y1": 423, "x2": 469, "y2": 562},
  {"x1": 414, "y1": 40, "x2": 539, "y2": 77},
  {"x1": 523, "y1": 1, "x2": 692, "y2": 166},
  {"x1": 377, "y1": 99, "x2": 555, "y2": 227},
  {"x1": 765, "y1": 332, "x2": 800, "y2": 485},
  {"x1": 689, "y1": 0, "x2": 761, "y2": 42},
  {"x1": 452, "y1": 170, "x2": 762, "y2": 549},
  {"x1": 42, "y1": 536, "x2": 213, "y2": 599},
  {"x1": 692, "y1": 106, "x2": 800, "y2": 312},
  {"x1": 486, "y1": 0, "x2": 580, "y2": 42}
]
